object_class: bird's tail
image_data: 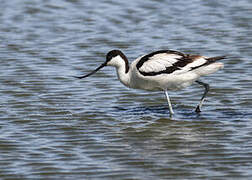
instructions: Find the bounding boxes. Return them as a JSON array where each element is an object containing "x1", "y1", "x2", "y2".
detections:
[
  {"x1": 206, "y1": 56, "x2": 226, "y2": 62},
  {"x1": 193, "y1": 56, "x2": 226, "y2": 76}
]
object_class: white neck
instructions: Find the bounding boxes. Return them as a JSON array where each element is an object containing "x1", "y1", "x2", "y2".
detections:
[
  {"x1": 107, "y1": 56, "x2": 131, "y2": 88},
  {"x1": 116, "y1": 64, "x2": 130, "y2": 88}
]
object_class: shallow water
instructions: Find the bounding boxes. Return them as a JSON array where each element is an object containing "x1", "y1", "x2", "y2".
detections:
[{"x1": 0, "y1": 0, "x2": 252, "y2": 179}]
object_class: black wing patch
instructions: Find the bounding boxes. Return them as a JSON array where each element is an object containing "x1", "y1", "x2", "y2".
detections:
[{"x1": 136, "y1": 50, "x2": 194, "y2": 76}]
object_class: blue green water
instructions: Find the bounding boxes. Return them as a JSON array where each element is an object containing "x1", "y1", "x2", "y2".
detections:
[{"x1": 0, "y1": 0, "x2": 252, "y2": 179}]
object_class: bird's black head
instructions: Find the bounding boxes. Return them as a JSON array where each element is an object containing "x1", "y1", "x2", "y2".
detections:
[
  {"x1": 105, "y1": 49, "x2": 129, "y2": 73},
  {"x1": 106, "y1": 49, "x2": 126, "y2": 62},
  {"x1": 74, "y1": 49, "x2": 128, "y2": 79}
]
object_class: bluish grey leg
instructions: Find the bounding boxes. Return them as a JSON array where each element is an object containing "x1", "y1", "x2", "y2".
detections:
[
  {"x1": 164, "y1": 90, "x2": 174, "y2": 116},
  {"x1": 195, "y1": 80, "x2": 210, "y2": 112}
]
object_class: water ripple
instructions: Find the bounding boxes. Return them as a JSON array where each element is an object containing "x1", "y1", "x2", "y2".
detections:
[{"x1": 0, "y1": 0, "x2": 252, "y2": 179}]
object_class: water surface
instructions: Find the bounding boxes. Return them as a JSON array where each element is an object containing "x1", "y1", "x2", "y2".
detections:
[{"x1": 0, "y1": 0, "x2": 252, "y2": 179}]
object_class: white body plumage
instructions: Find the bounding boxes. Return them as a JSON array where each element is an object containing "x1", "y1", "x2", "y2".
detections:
[
  {"x1": 76, "y1": 49, "x2": 225, "y2": 116},
  {"x1": 106, "y1": 50, "x2": 224, "y2": 91}
]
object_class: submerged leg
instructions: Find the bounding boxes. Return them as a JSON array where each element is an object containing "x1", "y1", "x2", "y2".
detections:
[
  {"x1": 164, "y1": 90, "x2": 174, "y2": 116},
  {"x1": 195, "y1": 80, "x2": 210, "y2": 112}
]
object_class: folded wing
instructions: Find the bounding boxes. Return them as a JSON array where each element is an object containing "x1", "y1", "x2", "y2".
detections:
[{"x1": 136, "y1": 50, "x2": 221, "y2": 76}]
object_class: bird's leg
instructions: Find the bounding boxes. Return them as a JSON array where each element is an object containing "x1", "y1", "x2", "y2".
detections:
[
  {"x1": 195, "y1": 80, "x2": 210, "y2": 113},
  {"x1": 164, "y1": 90, "x2": 174, "y2": 116}
]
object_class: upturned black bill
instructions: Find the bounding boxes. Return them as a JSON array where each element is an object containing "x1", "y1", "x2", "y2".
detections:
[{"x1": 74, "y1": 62, "x2": 106, "y2": 79}]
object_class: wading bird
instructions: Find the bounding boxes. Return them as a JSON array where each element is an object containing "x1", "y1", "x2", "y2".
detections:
[{"x1": 75, "y1": 49, "x2": 225, "y2": 116}]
